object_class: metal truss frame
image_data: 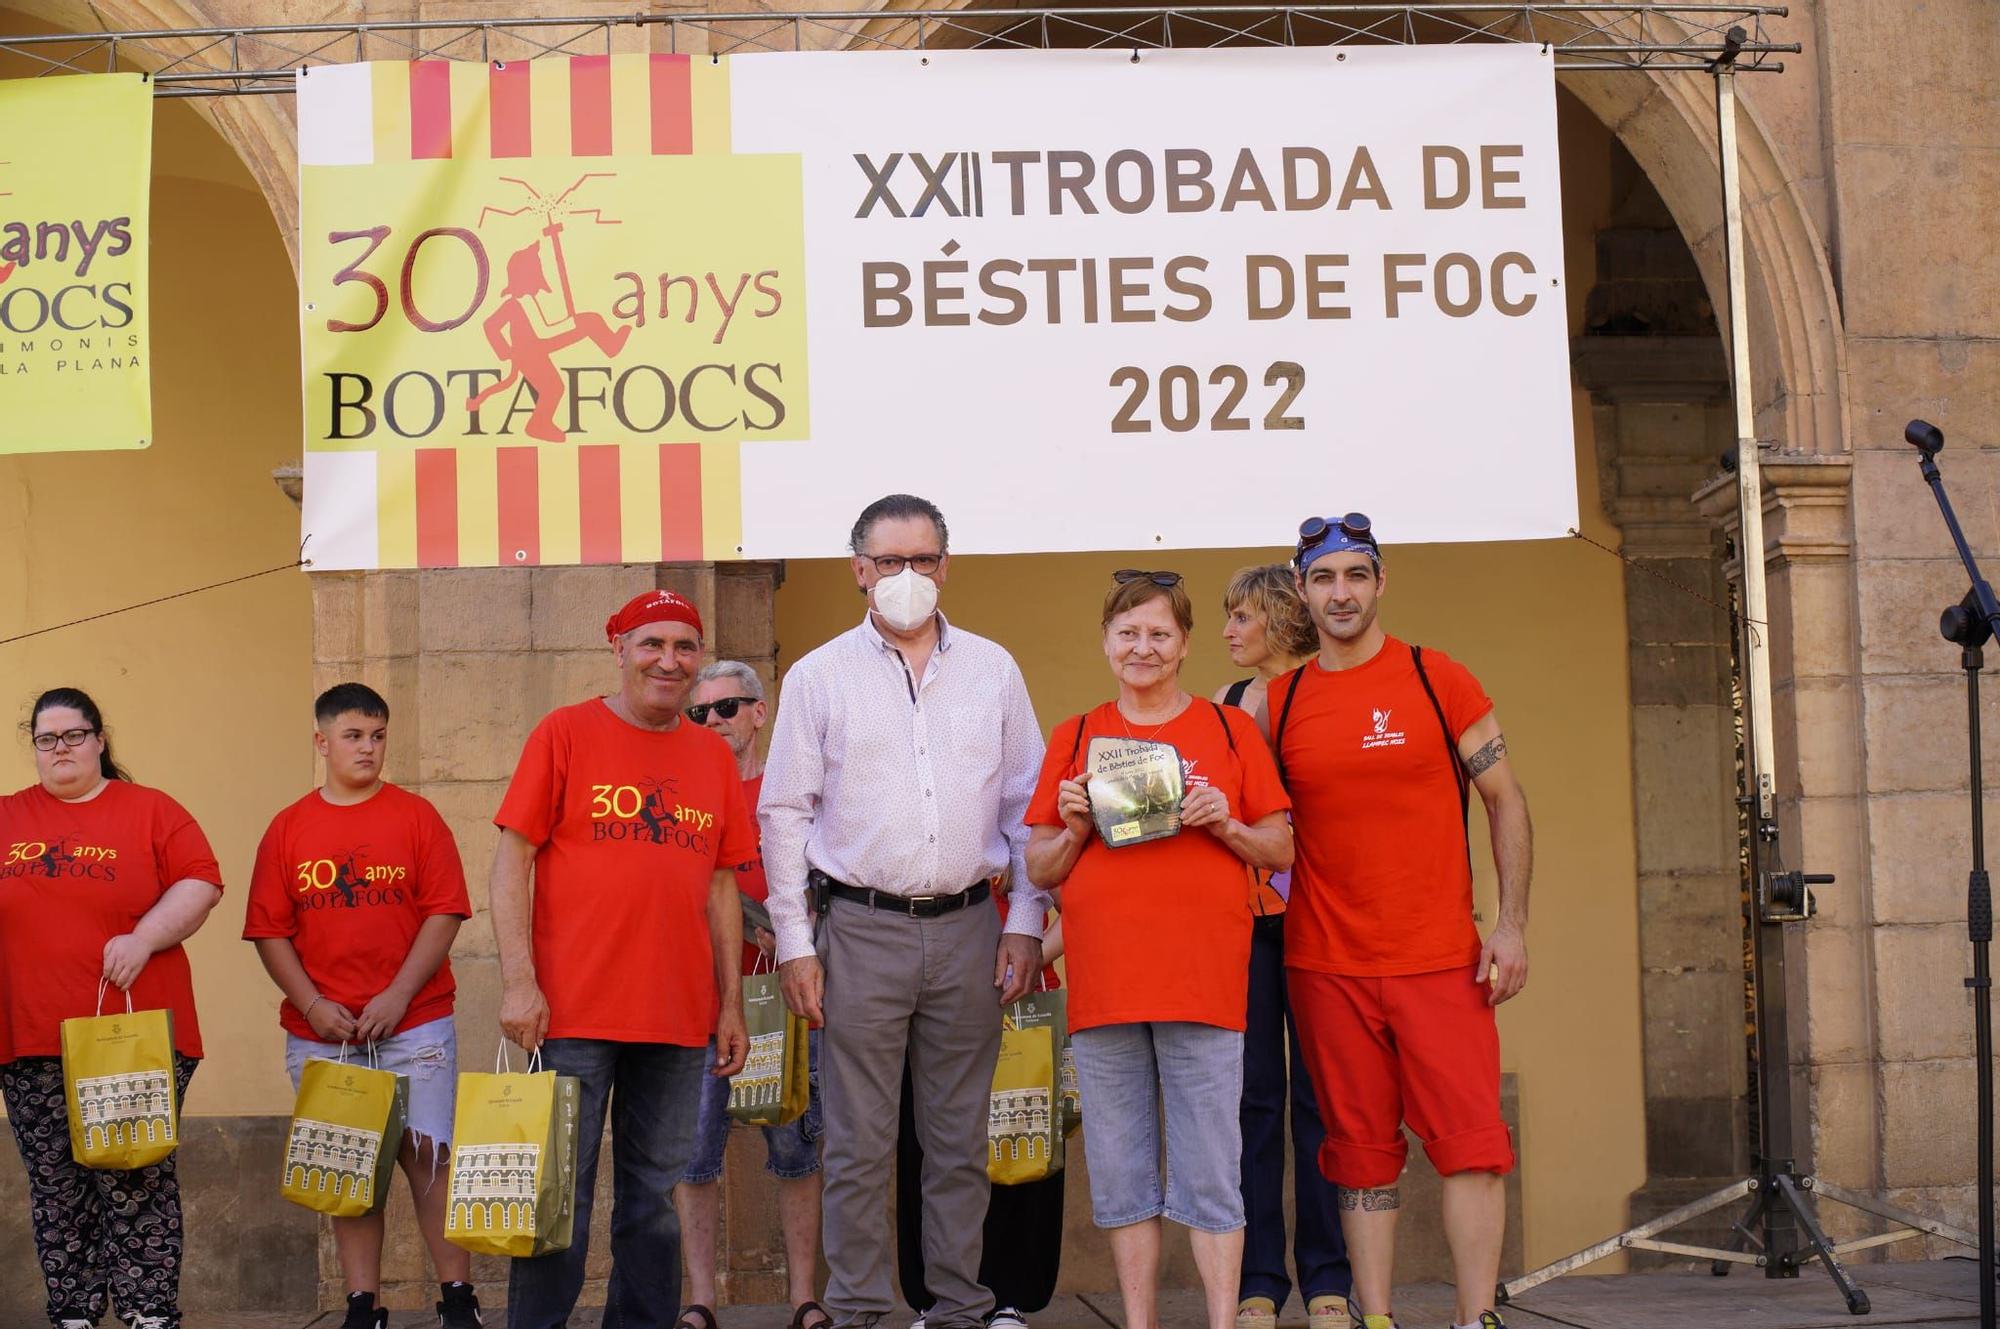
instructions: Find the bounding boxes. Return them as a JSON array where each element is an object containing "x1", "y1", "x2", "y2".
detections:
[{"x1": 0, "y1": 4, "x2": 1793, "y2": 96}]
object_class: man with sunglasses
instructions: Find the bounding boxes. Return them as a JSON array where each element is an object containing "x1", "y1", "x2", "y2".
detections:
[
  {"x1": 674, "y1": 661, "x2": 830, "y2": 1329},
  {"x1": 1262, "y1": 515, "x2": 1533, "y2": 1329},
  {"x1": 761, "y1": 493, "x2": 1049, "y2": 1329}
]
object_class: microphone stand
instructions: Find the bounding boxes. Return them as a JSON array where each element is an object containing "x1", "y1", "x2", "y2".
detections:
[{"x1": 1905, "y1": 418, "x2": 1999, "y2": 1329}]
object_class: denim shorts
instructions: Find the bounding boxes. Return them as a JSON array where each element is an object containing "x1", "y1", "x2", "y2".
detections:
[
  {"x1": 681, "y1": 1030, "x2": 822, "y2": 1184},
  {"x1": 285, "y1": 1015, "x2": 458, "y2": 1148},
  {"x1": 1071, "y1": 1021, "x2": 1246, "y2": 1233}
]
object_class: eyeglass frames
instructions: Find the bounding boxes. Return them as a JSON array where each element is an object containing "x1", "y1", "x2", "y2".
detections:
[{"x1": 31, "y1": 728, "x2": 98, "y2": 752}]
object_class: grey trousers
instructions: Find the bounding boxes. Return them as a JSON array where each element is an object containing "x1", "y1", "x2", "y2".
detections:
[{"x1": 820, "y1": 894, "x2": 1003, "y2": 1329}]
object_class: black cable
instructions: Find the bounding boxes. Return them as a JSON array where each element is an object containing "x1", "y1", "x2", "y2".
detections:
[
  {"x1": 0, "y1": 550, "x2": 310, "y2": 647},
  {"x1": 1567, "y1": 526, "x2": 1766, "y2": 629}
]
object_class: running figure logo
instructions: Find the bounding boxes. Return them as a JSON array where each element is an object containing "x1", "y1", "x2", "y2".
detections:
[
  {"x1": 636, "y1": 778, "x2": 681, "y2": 845},
  {"x1": 467, "y1": 223, "x2": 631, "y2": 443}
]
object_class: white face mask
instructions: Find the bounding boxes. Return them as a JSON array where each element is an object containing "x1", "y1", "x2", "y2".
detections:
[{"x1": 871, "y1": 566, "x2": 939, "y2": 633}]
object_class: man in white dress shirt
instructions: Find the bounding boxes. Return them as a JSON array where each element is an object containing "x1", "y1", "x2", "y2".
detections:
[{"x1": 761, "y1": 493, "x2": 1049, "y2": 1329}]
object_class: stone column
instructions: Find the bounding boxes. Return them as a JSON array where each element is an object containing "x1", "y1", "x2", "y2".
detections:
[
  {"x1": 309, "y1": 560, "x2": 784, "y2": 1310},
  {"x1": 1697, "y1": 455, "x2": 1872, "y2": 1240},
  {"x1": 1576, "y1": 335, "x2": 1753, "y2": 1246}
]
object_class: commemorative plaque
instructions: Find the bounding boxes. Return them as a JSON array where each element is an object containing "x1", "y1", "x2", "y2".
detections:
[{"x1": 1083, "y1": 737, "x2": 1185, "y2": 848}]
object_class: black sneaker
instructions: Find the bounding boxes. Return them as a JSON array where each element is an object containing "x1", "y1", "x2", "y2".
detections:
[
  {"x1": 437, "y1": 1282, "x2": 485, "y2": 1328},
  {"x1": 341, "y1": 1291, "x2": 388, "y2": 1329}
]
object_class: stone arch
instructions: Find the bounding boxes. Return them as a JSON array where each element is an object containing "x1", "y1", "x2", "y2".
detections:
[{"x1": 1557, "y1": 65, "x2": 1846, "y2": 456}]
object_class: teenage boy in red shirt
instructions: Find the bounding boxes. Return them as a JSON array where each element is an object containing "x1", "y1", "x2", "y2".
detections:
[
  {"x1": 1263, "y1": 515, "x2": 1534, "y2": 1329},
  {"x1": 245, "y1": 682, "x2": 480, "y2": 1329}
]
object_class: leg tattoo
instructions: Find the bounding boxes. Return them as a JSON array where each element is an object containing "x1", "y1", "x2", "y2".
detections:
[{"x1": 1337, "y1": 1187, "x2": 1401, "y2": 1212}]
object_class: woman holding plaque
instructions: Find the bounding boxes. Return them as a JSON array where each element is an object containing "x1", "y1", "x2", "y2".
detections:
[
  {"x1": 1026, "y1": 571, "x2": 1293, "y2": 1329},
  {"x1": 0, "y1": 688, "x2": 224, "y2": 1329},
  {"x1": 1215, "y1": 566, "x2": 1353, "y2": 1329}
]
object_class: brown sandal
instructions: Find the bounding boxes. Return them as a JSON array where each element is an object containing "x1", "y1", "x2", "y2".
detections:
[
  {"x1": 790, "y1": 1300, "x2": 833, "y2": 1329},
  {"x1": 677, "y1": 1306, "x2": 719, "y2": 1329}
]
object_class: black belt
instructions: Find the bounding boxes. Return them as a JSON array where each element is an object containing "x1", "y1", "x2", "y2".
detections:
[{"x1": 827, "y1": 879, "x2": 990, "y2": 918}]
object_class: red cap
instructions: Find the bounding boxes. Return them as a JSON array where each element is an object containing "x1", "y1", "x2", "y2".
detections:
[{"x1": 605, "y1": 590, "x2": 704, "y2": 643}]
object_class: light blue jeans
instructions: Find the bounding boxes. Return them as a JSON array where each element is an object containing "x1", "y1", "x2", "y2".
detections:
[{"x1": 1071, "y1": 1021, "x2": 1246, "y2": 1233}]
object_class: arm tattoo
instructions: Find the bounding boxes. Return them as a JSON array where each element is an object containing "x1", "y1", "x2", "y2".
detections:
[
  {"x1": 1465, "y1": 734, "x2": 1507, "y2": 778},
  {"x1": 1337, "y1": 1186, "x2": 1401, "y2": 1212}
]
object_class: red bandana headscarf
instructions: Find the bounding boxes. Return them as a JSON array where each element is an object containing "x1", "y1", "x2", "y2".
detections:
[{"x1": 605, "y1": 590, "x2": 704, "y2": 642}]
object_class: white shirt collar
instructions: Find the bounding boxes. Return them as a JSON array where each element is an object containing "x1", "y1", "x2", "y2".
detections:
[{"x1": 860, "y1": 609, "x2": 954, "y2": 654}]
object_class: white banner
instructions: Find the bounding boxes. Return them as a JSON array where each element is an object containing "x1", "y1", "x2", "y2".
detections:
[{"x1": 731, "y1": 44, "x2": 1574, "y2": 556}]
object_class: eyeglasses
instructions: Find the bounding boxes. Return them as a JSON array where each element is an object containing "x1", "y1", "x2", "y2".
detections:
[
  {"x1": 685, "y1": 697, "x2": 757, "y2": 724},
  {"x1": 31, "y1": 728, "x2": 98, "y2": 752},
  {"x1": 866, "y1": 554, "x2": 943, "y2": 576},
  {"x1": 1296, "y1": 512, "x2": 1378, "y2": 564},
  {"x1": 1112, "y1": 569, "x2": 1185, "y2": 588}
]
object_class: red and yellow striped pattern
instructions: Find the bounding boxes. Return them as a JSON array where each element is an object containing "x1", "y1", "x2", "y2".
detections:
[{"x1": 330, "y1": 54, "x2": 740, "y2": 568}]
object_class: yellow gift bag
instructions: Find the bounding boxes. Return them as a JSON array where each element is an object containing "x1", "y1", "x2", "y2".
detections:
[
  {"x1": 445, "y1": 1046, "x2": 582, "y2": 1258},
  {"x1": 988, "y1": 988, "x2": 1066, "y2": 1185},
  {"x1": 281, "y1": 1046, "x2": 408, "y2": 1218},
  {"x1": 728, "y1": 962, "x2": 810, "y2": 1127},
  {"x1": 59, "y1": 984, "x2": 178, "y2": 1170}
]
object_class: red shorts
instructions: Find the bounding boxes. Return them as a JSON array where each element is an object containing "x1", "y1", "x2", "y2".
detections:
[{"x1": 1287, "y1": 964, "x2": 1515, "y2": 1188}]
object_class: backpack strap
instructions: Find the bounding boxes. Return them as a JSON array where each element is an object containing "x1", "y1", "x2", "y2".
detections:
[
  {"x1": 1270, "y1": 667, "x2": 1307, "y2": 788},
  {"x1": 1411, "y1": 645, "x2": 1473, "y2": 870},
  {"x1": 1210, "y1": 700, "x2": 1237, "y2": 753},
  {"x1": 1065, "y1": 712, "x2": 1089, "y2": 772},
  {"x1": 1222, "y1": 677, "x2": 1253, "y2": 710}
]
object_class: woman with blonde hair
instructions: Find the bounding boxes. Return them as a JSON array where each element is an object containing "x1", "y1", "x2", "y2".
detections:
[{"x1": 1216, "y1": 566, "x2": 1353, "y2": 1329}]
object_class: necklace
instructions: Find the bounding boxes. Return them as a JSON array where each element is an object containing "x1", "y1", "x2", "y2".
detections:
[{"x1": 1116, "y1": 692, "x2": 1190, "y2": 743}]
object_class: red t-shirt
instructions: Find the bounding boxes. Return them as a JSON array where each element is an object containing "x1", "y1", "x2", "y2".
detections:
[
  {"x1": 1273, "y1": 636, "x2": 1494, "y2": 977},
  {"x1": 495, "y1": 699, "x2": 756, "y2": 1045},
  {"x1": 732, "y1": 773, "x2": 767, "y2": 976},
  {"x1": 243, "y1": 784, "x2": 471, "y2": 1039},
  {"x1": 1027, "y1": 700, "x2": 1289, "y2": 1033},
  {"x1": 0, "y1": 781, "x2": 220, "y2": 1062}
]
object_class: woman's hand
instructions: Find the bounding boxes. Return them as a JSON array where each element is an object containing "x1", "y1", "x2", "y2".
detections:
[
  {"x1": 1055, "y1": 779, "x2": 1093, "y2": 838},
  {"x1": 102, "y1": 934, "x2": 152, "y2": 990},
  {"x1": 1179, "y1": 783, "x2": 1232, "y2": 832}
]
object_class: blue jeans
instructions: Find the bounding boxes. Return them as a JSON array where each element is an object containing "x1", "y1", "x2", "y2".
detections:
[
  {"x1": 681, "y1": 1032, "x2": 823, "y2": 1183},
  {"x1": 1070, "y1": 1021, "x2": 1245, "y2": 1233},
  {"x1": 1241, "y1": 916, "x2": 1351, "y2": 1308},
  {"x1": 506, "y1": 1038, "x2": 708, "y2": 1329}
]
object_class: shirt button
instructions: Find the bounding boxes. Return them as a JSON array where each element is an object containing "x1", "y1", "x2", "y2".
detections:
[
  {"x1": 924, "y1": 789, "x2": 933, "y2": 797},
  {"x1": 929, "y1": 835, "x2": 936, "y2": 843}
]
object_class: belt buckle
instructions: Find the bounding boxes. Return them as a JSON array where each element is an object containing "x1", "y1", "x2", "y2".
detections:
[{"x1": 907, "y1": 893, "x2": 939, "y2": 915}]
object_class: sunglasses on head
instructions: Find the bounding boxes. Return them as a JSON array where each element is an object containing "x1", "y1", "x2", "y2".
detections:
[
  {"x1": 1295, "y1": 512, "x2": 1377, "y2": 564},
  {"x1": 1112, "y1": 569, "x2": 1185, "y2": 588},
  {"x1": 685, "y1": 697, "x2": 756, "y2": 724}
]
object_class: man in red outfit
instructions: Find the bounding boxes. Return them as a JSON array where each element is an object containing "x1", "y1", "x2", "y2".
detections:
[{"x1": 1263, "y1": 514, "x2": 1534, "y2": 1329}]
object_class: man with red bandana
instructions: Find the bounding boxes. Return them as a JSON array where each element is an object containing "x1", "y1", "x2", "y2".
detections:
[{"x1": 489, "y1": 589, "x2": 755, "y2": 1329}]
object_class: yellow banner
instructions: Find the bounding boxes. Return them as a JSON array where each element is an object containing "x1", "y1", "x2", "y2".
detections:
[
  {"x1": 297, "y1": 55, "x2": 805, "y2": 569},
  {"x1": 0, "y1": 73, "x2": 152, "y2": 454}
]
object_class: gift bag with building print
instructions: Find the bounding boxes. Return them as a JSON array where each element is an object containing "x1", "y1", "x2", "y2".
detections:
[
  {"x1": 728, "y1": 966, "x2": 809, "y2": 1127},
  {"x1": 444, "y1": 1049, "x2": 582, "y2": 1257},
  {"x1": 1059, "y1": 1037, "x2": 1081, "y2": 1137},
  {"x1": 59, "y1": 986, "x2": 179, "y2": 1170},
  {"x1": 988, "y1": 989, "x2": 1065, "y2": 1185},
  {"x1": 281, "y1": 1052, "x2": 408, "y2": 1218}
]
